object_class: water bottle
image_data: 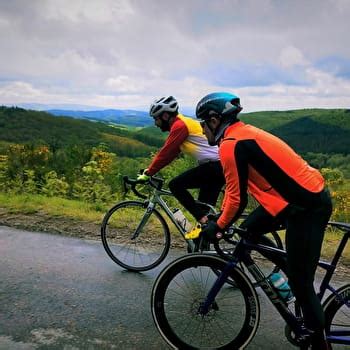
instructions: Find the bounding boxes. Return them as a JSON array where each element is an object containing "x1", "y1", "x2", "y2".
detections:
[
  {"x1": 172, "y1": 208, "x2": 192, "y2": 231},
  {"x1": 268, "y1": 272, "x2": 295, "y2": 304}
]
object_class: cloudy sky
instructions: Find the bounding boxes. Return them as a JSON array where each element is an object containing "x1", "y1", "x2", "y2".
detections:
[{"x1": 1, "y1": 0, "x2": 350, "y2": 113}]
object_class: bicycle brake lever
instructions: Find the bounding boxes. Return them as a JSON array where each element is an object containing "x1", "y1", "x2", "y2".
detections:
[
  {"x1": 123, "y1": 176, "x2": 148, "y2": 199},
  {"x1": 132, "y1": 185, "x2": 147, "y2": 199}
]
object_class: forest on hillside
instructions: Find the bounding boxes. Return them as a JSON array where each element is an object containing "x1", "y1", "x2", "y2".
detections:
[
  {"x1": 0, "y1": 106, "x2": 349, "y2": 221},
  {"x1": 2, "y1": 107, "x2": 350, "y2": 155},
  {"x1": 1, "y1": 106, "x2": 350, "y2": 176},
  {"x1": 0, "y1": 106, "x2": 163, "y2": 157}
]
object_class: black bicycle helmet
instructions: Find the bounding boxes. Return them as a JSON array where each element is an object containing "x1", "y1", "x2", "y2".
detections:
[
  {"x1": 149, "y1": 96, "x2": 179, "y2": 118},
  {"x1": 195, "y1": 92, "x2": 242, "y2": 121}
]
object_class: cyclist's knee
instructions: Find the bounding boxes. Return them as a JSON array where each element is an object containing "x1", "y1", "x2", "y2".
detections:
[
  {"x1": 168, "y1": 178, "x2": 178, "y2": 193},
  {"x1": 168, "y1": 179, "x2": 176, "y2": 192}
]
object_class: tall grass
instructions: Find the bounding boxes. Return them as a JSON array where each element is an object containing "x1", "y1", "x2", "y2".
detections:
[
  {"x1": 0, "y1": 192, "x2": 105, "y2": 223},
  {"x1": 0, "y1": 192, "x2": 348, "y2": 265}
]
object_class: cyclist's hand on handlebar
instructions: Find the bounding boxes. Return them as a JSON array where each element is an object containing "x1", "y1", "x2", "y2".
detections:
[
  {"x1": 207, "y1": 211, "x2": 222, "y2": 222},
  {"x1": 201, "y1": 220, "x2": 222, "y2": 243},
  {"x1": 136, "y1": 169, "x2": 150, "y2": 182}
]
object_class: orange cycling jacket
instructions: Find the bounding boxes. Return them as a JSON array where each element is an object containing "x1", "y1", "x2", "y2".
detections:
[{"x1": 217, "y1": 121, "x2": 325, "y2": 229}]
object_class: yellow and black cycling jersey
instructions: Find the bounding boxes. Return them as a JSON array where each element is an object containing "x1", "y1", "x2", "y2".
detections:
[{"x1": 147, "y1": 114, "x2": 219, "y2": 176}]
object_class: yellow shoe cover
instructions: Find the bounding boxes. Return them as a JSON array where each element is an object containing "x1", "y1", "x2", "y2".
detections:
[{"x1": 185, "y1": 224, "x2": 202, "y2": 240}]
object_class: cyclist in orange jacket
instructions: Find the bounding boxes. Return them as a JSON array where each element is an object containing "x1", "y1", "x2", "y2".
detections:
[
  {"x1": 196, "y1": 92, "x2": 333, "y2": 350},
  {"x1": 137, "y1": 96, "x2": 225, "y2": 231}
]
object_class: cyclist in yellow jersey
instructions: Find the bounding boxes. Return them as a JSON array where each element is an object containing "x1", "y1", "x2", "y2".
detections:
[{"x1": 137, "y1": 96, "x2": 225, "y2": 234}]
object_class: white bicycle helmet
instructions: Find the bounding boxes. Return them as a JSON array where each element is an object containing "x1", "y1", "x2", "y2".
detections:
[{"x1": 149, "y1": 96, "x2": 179, "y2": 118}]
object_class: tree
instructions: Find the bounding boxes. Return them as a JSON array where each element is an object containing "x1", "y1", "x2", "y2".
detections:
[
  {"x1": 42, "y1": 171, "x2": 69, "y2": 197},
  {"x1": 72, "y1": 160, "x2": 113, "y2": 205},
  {"x1": 321, "y1": 168, "x2": 344, "y2": 187}
]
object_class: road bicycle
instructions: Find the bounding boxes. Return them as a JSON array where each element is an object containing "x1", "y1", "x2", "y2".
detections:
[
  {"x1": 101, "y1": 175, "x2": 214, "y2": 271},
  {"x1": 101, "y1": 175, "x2": 283, "y2": 272},
  {"x1": 151, "y1": 220, "x2": 349, "y2": 349}
]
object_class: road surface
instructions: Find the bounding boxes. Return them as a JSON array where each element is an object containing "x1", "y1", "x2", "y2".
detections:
[{"x1": 0, "y1": 226, "x2": 347, "y2": 349}]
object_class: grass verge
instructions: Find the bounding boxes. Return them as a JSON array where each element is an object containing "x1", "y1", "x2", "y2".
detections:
[
  {"x1": 0, "y1": 192, "x2": 348, "y2": 266},
  {"x1": 0, "y1": 192, "x2": 105, "y2": 223}
]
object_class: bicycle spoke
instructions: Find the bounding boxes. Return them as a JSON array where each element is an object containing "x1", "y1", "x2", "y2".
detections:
[
  {"x1": 152, "y1": 255, "x2": 259, "y2": 349},
  {"x1": 101, "y1": 201, "x2": 170, "y2": 271}
]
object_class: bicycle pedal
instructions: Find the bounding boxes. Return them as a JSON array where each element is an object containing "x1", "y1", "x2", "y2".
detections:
[{"x1": 185, "y1": 224, "x2": 202, "y2": 240}]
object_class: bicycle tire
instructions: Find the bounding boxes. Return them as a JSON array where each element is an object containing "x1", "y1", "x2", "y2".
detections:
[
  {"x1": 151, "y1": 253, "x2": 260, "y2": 349},
  {"x1": 101, "y1": 200, "x2": 171, "y2": 271},
  {"x1": 323, "y1": 284, "x2": 350, "y2": 345}
]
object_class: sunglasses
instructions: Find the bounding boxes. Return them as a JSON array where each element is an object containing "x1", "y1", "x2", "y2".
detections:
[
  {"x1": 200, "y1": 111, "x2": 221, "y2": 127},
  {"x1": 200, "y1": 119, "x2": 216, "y2": 128},
  {"x1": 199, "y1": 120, "x2": 206, "y2": 127}
]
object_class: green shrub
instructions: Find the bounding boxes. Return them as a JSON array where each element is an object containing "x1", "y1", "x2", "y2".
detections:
[{"x1": 42, "y1": 171, "x2": 69, "y2": 197}]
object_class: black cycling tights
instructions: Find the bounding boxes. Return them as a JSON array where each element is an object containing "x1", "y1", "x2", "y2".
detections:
[
  {"x1": 241, "y1": 191, "x2": 332, "y2": 335},
  {"x1": 285, "y1": 195, "x2": 332, "y2": 335},
  {"x1": 168, "y1": 161, "x2": 225, "y2": 221}
]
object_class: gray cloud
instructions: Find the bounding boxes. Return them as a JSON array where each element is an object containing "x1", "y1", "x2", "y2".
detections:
[{"x1": 0, "y1": 0, "x2": 349, "y2": 111}]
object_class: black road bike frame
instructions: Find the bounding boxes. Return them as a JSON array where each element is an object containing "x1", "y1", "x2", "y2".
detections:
[{"x1": 202, "y1": 221, "x2": 350, "y2": 346}]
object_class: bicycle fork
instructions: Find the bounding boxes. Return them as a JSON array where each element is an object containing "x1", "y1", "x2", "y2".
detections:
[
  {"x1": 198, "y1": 240, "x2": 249, "y2": 315},
  {"x1": 130, "y1": 201, "x2": 154, "y2": 240},
  {"x1": 198, "y1": 259, "x2": 238, "y2": 315}
]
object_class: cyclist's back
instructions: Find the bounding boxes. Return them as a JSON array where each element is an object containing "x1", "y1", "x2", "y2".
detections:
[
  {"x1": 218, "y1": 121, "x2": 325, "y2": 227},
  {"x1": 147, "y1": 113, "x2": 219, "y2": 174}
]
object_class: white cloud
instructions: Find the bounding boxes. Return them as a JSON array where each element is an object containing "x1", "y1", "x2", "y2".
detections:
[
  {"x1": 106, "y1": 76, "x2": 141, "y2": 93},
  {"x1": 0, "y1": 82, "x2": 43, "y2": 101},
  {"x1": 239, "y1": 67, "x2": 350, "y2": 112},
  {"x1": 279, "y1": 46, "x2": 308, "y2": 68},
  {"x1": 0, "y1": 0, "x2": 349, "y2": 112},
  {"x1": 44, "y1": 0, "x2": 134, "y2": 23}
]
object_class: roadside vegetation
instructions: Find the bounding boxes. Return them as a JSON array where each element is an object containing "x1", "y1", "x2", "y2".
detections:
[
  {"x1": 0, "y1": 192, "x2": 103, "y2": 222},
  {"x1": 0, "y1": 141, "x2": 348, "y2": 265},
  {"x1": 0, "y1": 106, "x2": 349, "y2": 265}
]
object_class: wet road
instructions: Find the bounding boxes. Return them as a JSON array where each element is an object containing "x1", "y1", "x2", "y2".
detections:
[{"x1": 0, "y1": 226, "x2": 347, "y2": 349}]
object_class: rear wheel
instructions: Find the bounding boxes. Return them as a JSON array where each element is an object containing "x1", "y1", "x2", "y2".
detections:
[
  {"x1": 151, "y1": 254, "x2": 260, "y2": 349},
  {"x1": 101, "y1": 201, "x2": 170, "y2": 271}
]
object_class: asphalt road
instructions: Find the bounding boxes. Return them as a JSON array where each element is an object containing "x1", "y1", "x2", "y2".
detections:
[{"x1": 0, "y1": 226, "x2": 348, "y2": 349}]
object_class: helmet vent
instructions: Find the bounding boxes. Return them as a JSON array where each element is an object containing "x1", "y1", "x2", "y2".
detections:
[{"x1": 149, "y1": 96, "x2": 179, "y2": 117}]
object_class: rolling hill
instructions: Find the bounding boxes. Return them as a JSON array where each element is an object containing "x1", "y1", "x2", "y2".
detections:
[
  {"x1": 0, "y1": 106, "x2": 159, "y2": 157},
  {"x1": 1, "y1": 106, "x2": 349, "y2": 158},
  {"x1": 240, "y1": 109, "x2": 350, "y2": 154},
  {"x1": 46, "y1": 108, "x2": 153, "y2": 127}
]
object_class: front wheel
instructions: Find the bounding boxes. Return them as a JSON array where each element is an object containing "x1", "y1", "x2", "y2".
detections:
[
  {"x1": 323, "y1": 284, "x2": 350, "y2": 345},
  {"x1": 101, "y1": 200, "x2": 171, "y2": 271},
  {"x1": 151, "y1": 254, "x2": 260, "y2": 349}
]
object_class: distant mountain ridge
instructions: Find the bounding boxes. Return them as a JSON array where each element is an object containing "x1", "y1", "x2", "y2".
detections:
[
  {"x1": 47, "y1": 108, "x2": 152, "y2": 127},
  {"x1": 0, "y1": 106, "x2": 161, "y2": 157},
  {"x1": 1, "y1": 106, "x2": 349, "y2": 158}
]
